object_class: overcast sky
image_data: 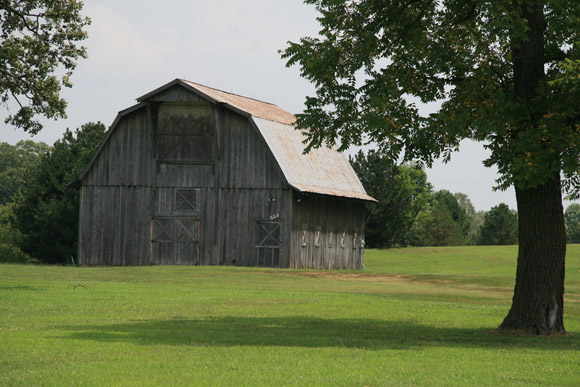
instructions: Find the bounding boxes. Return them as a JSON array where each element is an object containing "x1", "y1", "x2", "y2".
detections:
[{"x1": 2, "y1": 0, "x2": 575, "y2": 211}]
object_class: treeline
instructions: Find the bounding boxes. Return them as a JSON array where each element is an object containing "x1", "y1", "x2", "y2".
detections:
[
  {"x1": 351, "y1": 150, "x2": 569, "y2": 248},
  {"x1": 0, "y1": 123, "x2": 106, "y2": 264}
]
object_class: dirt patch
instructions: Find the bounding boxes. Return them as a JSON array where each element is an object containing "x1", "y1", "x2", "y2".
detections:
[{"x1": 263, "y1": 270, "x2": 513, "y2": 294}]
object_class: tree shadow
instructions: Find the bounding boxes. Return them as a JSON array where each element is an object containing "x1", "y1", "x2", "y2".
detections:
[{"x1": 62, "y1": 316, "x2": 578, "y2": 351}]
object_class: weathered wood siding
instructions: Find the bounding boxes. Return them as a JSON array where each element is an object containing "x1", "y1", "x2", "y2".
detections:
[
  {"x1": 78, "y1": 107, "x2": 153, "y2": 265},
  {"x1": 289, "y1": 191, "x2": 366, "y2": 269},
  {"x1": 79, "y1": 186, "x2": 151, "y2": 265},
  {"x1": 213, "y1": 107, "x2": 291, "y2": 267}
]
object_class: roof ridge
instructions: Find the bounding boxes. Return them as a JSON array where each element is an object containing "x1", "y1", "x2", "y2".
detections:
[{"x1": 180, "y1": 79, "x2": 279, "y2": 107}]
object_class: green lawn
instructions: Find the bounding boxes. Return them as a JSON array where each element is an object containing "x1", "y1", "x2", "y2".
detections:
[{"x1": 1, "y1": 246, "x2": 579, "y2": 386}]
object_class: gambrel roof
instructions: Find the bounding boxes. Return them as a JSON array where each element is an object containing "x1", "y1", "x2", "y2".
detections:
[{"x1": 82, "y1": 79, "x2": 375, "y2": 202}]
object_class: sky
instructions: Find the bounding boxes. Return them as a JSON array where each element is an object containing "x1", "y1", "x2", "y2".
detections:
[{"x1": 2, "y1": 0, "x2": 575, "y2": 211}]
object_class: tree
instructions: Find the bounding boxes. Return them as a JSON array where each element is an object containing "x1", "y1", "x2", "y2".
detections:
[
  {"x1": 454, "y1": 192, "x2": 484, "y2": 243},
  {"x1": 14, "y1": 122, "x2": 105, "y2": 264},
  {"x1": 564, "y1": 204, "x2": 580, "y2": 243},
  {"x1": 350, "y1": 150, "x2": 432, "y2": 247},
  {"x1": 0, "y1": 141, "x2": 50, "y2": 205},
  {"x1": 454, "y1": 193, "x2": 476, "y2": 218},
  {"x1": 0, "y1": 202, "x2": 31, "y2": 263},
  {"x1": 408, "y1": 190, "x2": 469, "y2": 246},
  {"x1": 282, "y1": 1, "x2": 580, "y2": 334},
  {"x1": 477, "y1": 203, "x2": 518, "y2": 245},
  {"x1": 435, "y1": 190, "x2": 470, "y2": 241},
  {"x1": 0, "y1": 1, "x2": 90, "y2": 133}
]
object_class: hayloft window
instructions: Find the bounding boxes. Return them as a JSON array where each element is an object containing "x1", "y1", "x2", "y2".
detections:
[{"x1": 156, "y1": 104, "x2": 215, "y2": 163}]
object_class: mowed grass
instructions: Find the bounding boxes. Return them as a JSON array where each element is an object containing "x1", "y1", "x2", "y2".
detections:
[{"x1": 1, "y1": 246, "x2": 579, "y2": 386}]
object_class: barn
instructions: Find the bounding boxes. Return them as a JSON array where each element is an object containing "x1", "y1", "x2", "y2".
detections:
[{"x1": 77, "y1": 79, "x2": 375, "y2": 269}]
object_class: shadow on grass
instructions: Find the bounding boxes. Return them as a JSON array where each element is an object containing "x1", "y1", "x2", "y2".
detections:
[
  {"x1": 62, "y1": 316, "x2": 578, "y2": 350},
  {"x1": 0, "y1": 285, "x2": 38, "y2": 291}
]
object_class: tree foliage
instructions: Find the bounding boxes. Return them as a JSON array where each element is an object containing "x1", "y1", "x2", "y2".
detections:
[
  {"x1": 0, "y1": 202, "x2": 31, "y2": 263},
  {"x1": 14, "y1": 122, "x2": 105, "y2": 264},
  {"x1": 408, "y1": 190, "x2": 469, "y2": 246},
  {"x1": 0, "y1": 0, "x2": 90, "y2": 133},
  {"x1": 477, "y1": 203, "x2": 518, "y2": 245},
  {"x1": 282, "y1": 1, "x2": 580, "y2": 190},
  {"x1": 0, "y1": 140, "x2": 49, "y2": 205},
  {"x1": 564, "y1": 203, "x2": 580, "y2": 243},
  {"x1": 350, "y1": 150, "x2": 431, "y2": 247}
]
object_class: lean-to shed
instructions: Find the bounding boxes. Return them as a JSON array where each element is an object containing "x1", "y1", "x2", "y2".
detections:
[{"x1": 77, "y1": 79, "x2": 375, "y2": 268}]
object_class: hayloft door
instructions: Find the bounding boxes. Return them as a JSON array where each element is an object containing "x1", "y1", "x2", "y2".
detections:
[{"x1": 255, "y1": 220, "x2": 281, "y2": 267}]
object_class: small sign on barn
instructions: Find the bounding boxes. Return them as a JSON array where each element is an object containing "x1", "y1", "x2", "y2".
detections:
[{"x1": 77, "y1": 79, "x2": 376, "y2": 269}]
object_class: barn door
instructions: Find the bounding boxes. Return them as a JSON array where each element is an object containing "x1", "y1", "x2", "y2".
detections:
[
  {"x1": 255, "y1": 220, "x2": 281, "y2": 267},
  {"x1": 151, "y1": 216, "x2": 200, "y2": 264}
]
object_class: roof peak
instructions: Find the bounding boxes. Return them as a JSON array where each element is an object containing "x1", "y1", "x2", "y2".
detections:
[{"x1": 178, "y1": 79, "x2": 278, "y2": 107}]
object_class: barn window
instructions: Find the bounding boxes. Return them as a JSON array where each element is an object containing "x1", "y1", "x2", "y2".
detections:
[{"x1": 174, "y1": 189, "x2": 198, "y2": 212}]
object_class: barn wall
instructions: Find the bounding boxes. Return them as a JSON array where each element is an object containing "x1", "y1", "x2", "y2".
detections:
[
  {"x1": 213, "y1": 107, "x2": 291, "y2": 267},
  {"x1": 79, "y1": 185, "x2": 151, "y2": 265},
  {"x1": 83, "y1": 107, "x2": 153, "y2": 187},
  {"x1": 290, "y1": 191, "x2": 366, "y2": 269},
  {"x1": 78, "y1": 107, "x2": 154, "y2": 265}
]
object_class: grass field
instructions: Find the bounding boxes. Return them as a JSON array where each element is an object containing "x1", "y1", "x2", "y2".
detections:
[{"x1": 1, "y1": 245, "x2": 579, "y2": 386}]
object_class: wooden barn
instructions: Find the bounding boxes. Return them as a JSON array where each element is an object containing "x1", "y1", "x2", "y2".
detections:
[{"x1": 77, "y1": 79, "x2": 376, "y2": 269}]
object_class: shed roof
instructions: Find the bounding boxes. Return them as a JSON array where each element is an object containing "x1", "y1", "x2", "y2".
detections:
[{"x1": 84, "y1": 79, "x2": 375, "y2": 202}]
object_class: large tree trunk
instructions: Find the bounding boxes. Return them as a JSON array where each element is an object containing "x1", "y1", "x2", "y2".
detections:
[
  {"x1": 498, "y1": 0, "x2": 567, "y2": 335},
  {"x1": 499, "y1": 176, "x2": 566, "y2": 334}
]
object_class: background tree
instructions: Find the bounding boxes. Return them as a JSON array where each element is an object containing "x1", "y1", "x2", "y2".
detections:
[
  {"x1": 408, "y1": 190, "x2": 469, "y2": 246},
  {"x1": 435, "y1": 190, "x2": 470, "y2": 241},
  {"x1": 0, "y1": 141, "x2": 49, "y2": 205},
  {"x1": 454, "y1": 192, "x2": 485, "y2": 244},
  {"x1": 350, "y1": 150, "x2": 432, "y2": 247},
  {"x1": 282, "y1": 0, "x2": 580, "y2": 334},
  {"x1": 14, "y1": 122, "x2": 105, "y2": 264},
  {"x1": 0, "y1": 0, "x2": 90, "y2": 133},
  {"x1": 0, "y1": 201, "x2": 30, "y2": 263},
  {"x1": 564, "y1": 204, "x2": 580, "y2": 243},
  {"x1": 477, "y1": 203, "x2": 518, "y2": 246}
]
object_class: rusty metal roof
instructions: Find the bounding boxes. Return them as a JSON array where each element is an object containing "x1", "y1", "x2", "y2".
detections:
[
  {"x1": 180, "y1": 80, "x2": 296, "y2": 125},
  {"x1": 136, "y1": 79, "x2": 375, "y2": 201},
  {"x1": 251, "y1": 117, "x2": 375, "y2": 202}
]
